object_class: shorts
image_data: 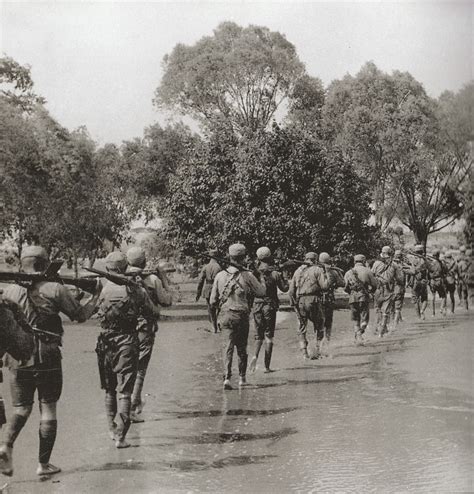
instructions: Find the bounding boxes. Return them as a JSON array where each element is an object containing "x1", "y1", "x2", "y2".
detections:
[
  {"x1": 430, "y1": 279, "x2": 446, "y2": 298},
  {"x1": 412, "y1": 283, "x2": 428, "y2": 303},
  {"x1": 394, "y1": 289, "x2": 405, "y2": 311},
  {"x1": 253, "y1": 302, "x2": 277, "y2": 340},
  {"x1": 374, "y1": 288, "x2": 394, "y2": 315},
  {"x1": 445, "y1": 282, "x2": 456, "y2": 293},
  {"x1": 9, "y1": 363, "x2": 63, "y2": 407}
]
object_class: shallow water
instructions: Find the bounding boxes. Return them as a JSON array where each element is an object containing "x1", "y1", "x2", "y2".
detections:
[{"x1": 2, "y1": 309, "x2": 473, "y2": 493}]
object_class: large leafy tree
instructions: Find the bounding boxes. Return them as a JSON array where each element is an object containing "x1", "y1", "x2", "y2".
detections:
[
  {"x1": 323, "y1": 62, "x2": 469, "y2": 244},
  {"x1": 155, "y1": 22, "x2": 305, "y2": 134},
  {"x1": 165, "y1": 126, "x2": 381, "y2": 262}
]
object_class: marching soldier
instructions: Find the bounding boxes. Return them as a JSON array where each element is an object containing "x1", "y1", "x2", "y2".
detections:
[
  {"x1": 443, "y1": 252, "x2": 458, "y2": 314},
  {"x1": 408, "y1": 244, "x2": 430, "y2": 319},
  {"x1": 209, "y1": 243, "x2": 265, "y2": 390},
  {"x1": 344, "y1": 254, "x2": 378, "y2": 344},
  {"x1": 392, "y1": 250, "x2": 407, "y2": 325},
  {"x1": 248, "y1": 247, "x2": 289, "y2": 373},
  {"x1": 0, "y1": 246, "x2": 102, "y2": 477},
  {"x1": 196, "y1": 249, "x2": 221, "y2": 333},
  {"x1": 288, "y1": 252, "x2": 329, "y2": 359},
  {"x1": 95, "y1": 251, "x2": 162, "y2": 448},
  {"x1": 126, "y1": 247, "x2": 172, "y2": 422},
  {"x1": 371, "y1": 246, "x2": 403, "y2": 337},
  {"x1": 315, "y1": 252, "x2": 344, "y2": 355},
  {"x1": 428, "y1": 250, "x2": 447, "y2": 316}
]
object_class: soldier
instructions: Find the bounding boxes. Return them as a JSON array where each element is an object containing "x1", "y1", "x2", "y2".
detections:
[
  {"x1": 248, "y1": 247, "x2": 289, "y2": 373},
  {"x1": 408, "y1": 244, "x2": 430, "y2": 319},
  {"x1": 392, "y1": 250, "x2": 407, "y2": 325},
  {"x1": 0, "y1": 246, "x2": 102, "y2": 477},
  {"x1": 196, "y1": 249, "x2": 221, "y2": 333},
  {"x1": 344, "y1": 255, "x2": 378, "y2": 344},
  {"x1": 0, "y1": 292, "x2": 35, "y2": 445},
  {"x1": 126, "y1": 247, "x2": 172, "y2": 422},
  {"x1": 315, "y1": 252, "x2": 345, "y2": 355},
  {"x1": 288, "y1": 252, "x2": 329, "y2": 359},
  {"x1": 428, "y1": 250, "x2": 447, "y2": 316},
  {"x1": 457, "y1": 247, "x2": 470, "y2": 310},
  {"x1": 443, "y1": 252, "x2": 458, "y2": 314},
  {"x1": 95, "y1": 252, "x2": 161, "y2": 448},
  {"x1": 371, "y1": 246, "x2": 403, "y2": 337},
  {"x1": 209, "y1": 243, "x2": 265, "y2": 390}
]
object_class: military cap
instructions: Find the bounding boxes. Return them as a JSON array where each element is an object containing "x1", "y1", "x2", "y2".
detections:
[
  {"x1": 127, "y1": 246, "x2": 146, "y2": 267},
  {"x1": 381, "y1": 246, "x2": 392, "y2": 258},
  {"x1": 432, "y1": 249, "x2": 440, "y2": 257},
  {"x1": 414, "y1": 244, "x2": 424, "y2": 253},
  {"x1": 105, "y1": 251, "x2": 127, "y2": 272},
  {"x1": 229, "y1": 243, "x2": 246, "y2": 257},
  {"x1": 319, "y1": 252, "x2": 331, "y2": 264},
  {"x1": 256, "y1": 246, "x2": 272, "y2": 261},
  {"x1": 305, "y1": 252, "x2": 318, "y2": 262},
  {"x1": 21, "y1": 246, "x2": 48, "y2": 261},
  {"x1": 459, "y1": 245, "x2": 466, "y2": 253},
  {"x1": 208, "y1": 248, "x2": 218, "y2": 256},
  {"x1": 354, "y1": 254, "x2": 366, "y2": 263}
]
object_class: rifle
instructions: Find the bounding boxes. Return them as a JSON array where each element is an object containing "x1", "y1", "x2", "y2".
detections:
[
  {"x1": 287, "y1": 258, "x2": 345, "y2": 274},
  {"x1": 200, "y1": 253, "x2": 252, "y2": 272},
  {"x1": 84, "y1": 267, "x2": 141, "y2": 288},
  {"x1": 406, "y1": 250, "x2": 436, "y2": 261},
  {"x1": 0, "y1": 260, "x2": 98, "y2": 294}
]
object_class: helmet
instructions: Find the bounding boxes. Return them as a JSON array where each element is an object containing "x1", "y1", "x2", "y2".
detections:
[
  {"x1": 229, "y1": 243, "x2": 246, "y2": 257},
  {"x1": 105, "y1": 252, "x2": 127, "y2": 272},
  {"x1": 127, "y1": 246, "x2": 146, "y2": 267},
  {"x1": 432, "y1": 249, "x2": 440, "y2": 257},
  {"x1": 305, "y1": 252, "x2": 318, "y2": 262},
  {"x1": 354, "y1": 254, "x2": 366, "y2": 263},
  {"x1": 381, "y1": 246, "x2": 392, "y2": 258},
  {"x1": 444, "y1": 252, "x2": 452, "y2": 259},
  {"x1": 319, "y1": 252, "x2": 331, "y2": 264},
  {"x1": 459, "y1": 245, "x2": 466, "y2": 253},
  {"x1": 414, "y1": 244, "x2": 424, "y2": 253},
  {"x1": 256, "y1": 246, "x2": 272, "y2": 261},
  {"x1": 393, "y1": 249, "x2": 402, "y2": 259}
]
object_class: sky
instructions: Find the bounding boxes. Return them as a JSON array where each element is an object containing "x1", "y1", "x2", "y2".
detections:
[{"x1": 1, "y1": 1, "x2": 472, "y2": 144}]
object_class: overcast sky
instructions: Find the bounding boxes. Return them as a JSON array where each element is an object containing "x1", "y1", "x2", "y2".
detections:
[{"x1": 1, "y1": 1, "x2": 471, "y2": 144}]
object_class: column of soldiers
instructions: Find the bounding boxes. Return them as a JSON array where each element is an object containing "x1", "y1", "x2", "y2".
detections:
[{"x1": 0, "y1": 242, "x2": 471, "y2": 477}]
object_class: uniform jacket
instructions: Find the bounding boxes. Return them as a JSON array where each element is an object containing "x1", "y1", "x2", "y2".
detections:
[
  {"x1": 372, "y1": 259, "x2": 403, "y2": 291},
  {"x1": 288, "y1": 264, "x2": 329, "y2": 300},
  {"x1": 344, "y1": 264, "x2": 378, "y2": 303},
  {"x1": 253, "y1": 261, "x2": 289, "y2": 309},
  {"x1": 209, "y1": 266, "x2": 265, "y2": 314},
  {"x1": 197, "y1": 259, "x2": 222, "y2": 299}
]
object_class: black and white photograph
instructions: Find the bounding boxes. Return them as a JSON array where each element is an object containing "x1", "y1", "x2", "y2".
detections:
[{"x1": 0, "y1": 1, "x2": 472, "y2": 492}]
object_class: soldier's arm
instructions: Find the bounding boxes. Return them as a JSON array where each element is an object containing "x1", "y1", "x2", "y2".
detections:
[
  {"x1": 275, "y1": 271, "x2": 289, "y2": 293},
  {"x1": 146, "y1": 275, "x2": 172, "y2": 307},
  {"x1": 139, "y1": 286, "x2": 162, "y2": 320},
  {"x1": 333, "y1": 270, "x2": 345, "y2": 288},
  {"x1": 56, "y1": 281, "x2": 102, "y2": 323},
  {"x1": 368, "y1": 270, "x2": 378, "y2": 291},
  {"x1": 247, "y1": 272, "x2": 266, "y2": 298},
  {"x1": 316, "y1": 267, "x2": 330, "y2": 291}
]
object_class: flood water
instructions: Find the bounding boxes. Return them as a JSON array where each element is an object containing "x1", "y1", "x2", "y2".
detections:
[{"x1": 2, "y1": 307, "x2": 473, "y2": 493}]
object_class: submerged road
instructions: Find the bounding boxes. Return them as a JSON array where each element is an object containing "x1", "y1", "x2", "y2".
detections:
[{"x1": 1, "y1": 305, "x2": 473, "y2": 493}]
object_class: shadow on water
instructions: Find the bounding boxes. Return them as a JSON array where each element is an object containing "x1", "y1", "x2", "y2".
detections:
[
  {"x1": 159, "y1": 427, "x2": 297, "y2": 445},
  {"x1": 159, "y1": 406, "x2": 300, "y2": 419},
  {"x1": 63, "y1": 454, "x2": 278, "y2": 475}
]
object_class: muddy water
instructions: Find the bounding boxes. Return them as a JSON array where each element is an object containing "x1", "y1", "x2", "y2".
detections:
[{"x1": 2, "y1": 309, "x2": 473, "y2": 493}]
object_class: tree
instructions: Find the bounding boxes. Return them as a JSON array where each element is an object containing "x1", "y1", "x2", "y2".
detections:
[
  {"x1": 165, "y1": 126, "x2": 382, "y2": 262},
  {"x1": 155, "y1": 22, "x2": 305, "y2": 134},
  {"x1": 0, "y1": 55, "x2": 45, "y2": 111}
]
